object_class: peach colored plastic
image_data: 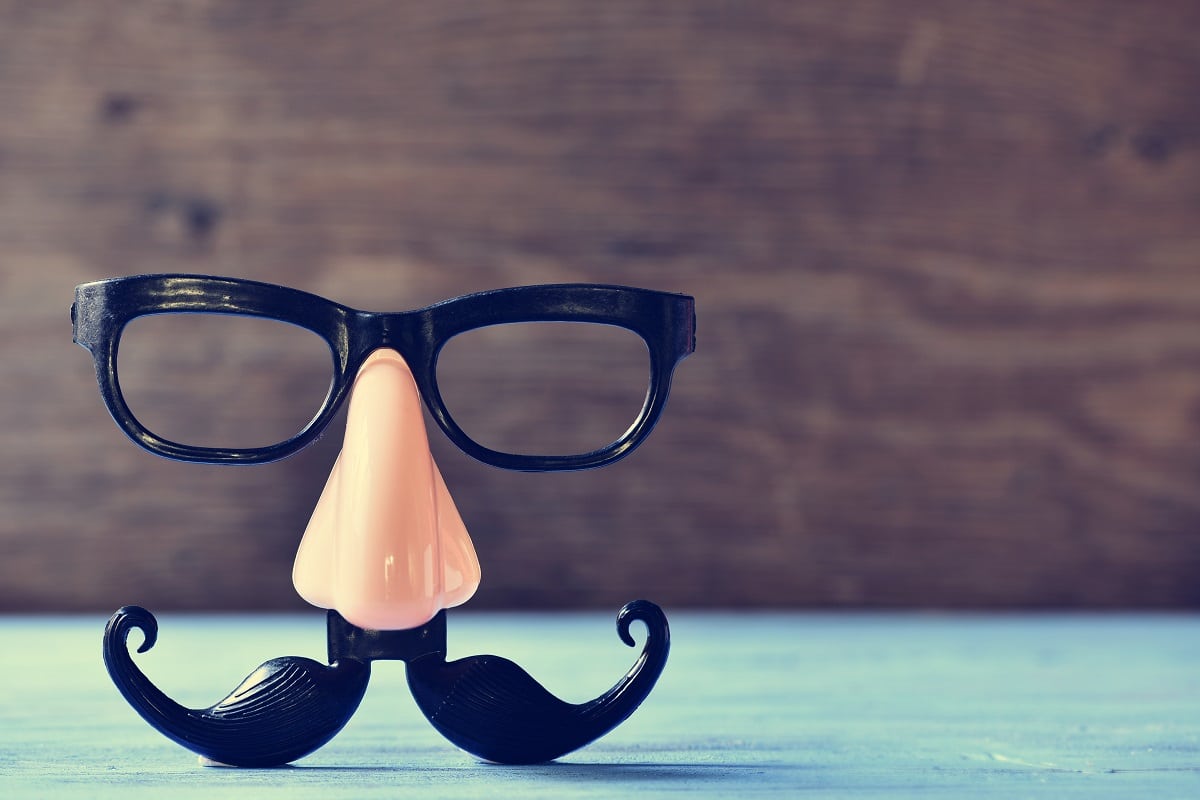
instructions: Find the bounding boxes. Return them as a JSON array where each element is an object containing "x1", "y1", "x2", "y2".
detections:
[{"x1": 293, "y1": 349, "x2": 480, "y2": 630}]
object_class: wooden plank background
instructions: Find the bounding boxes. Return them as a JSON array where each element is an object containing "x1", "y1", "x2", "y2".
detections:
[{"x1": 1, "y1": 0, "x2": 1199, "y2": 612}]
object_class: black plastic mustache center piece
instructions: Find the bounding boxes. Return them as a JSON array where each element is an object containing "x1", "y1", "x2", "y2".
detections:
[{"x1": 102, "y1": 601, "x2": 670, "y2": 767}]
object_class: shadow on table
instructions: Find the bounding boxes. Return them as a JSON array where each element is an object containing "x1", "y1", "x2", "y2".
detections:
[
  {"x1": 497, "y1": 762, "x2": 775, "y2": 782},
  {"x1": 296, "y1": 762, "x2": 778, "y2": 783}
]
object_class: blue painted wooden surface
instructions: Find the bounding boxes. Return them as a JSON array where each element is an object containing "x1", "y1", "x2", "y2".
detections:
[{"x1": 1, "y1": 612, "x2": 1196, "y2": 797}]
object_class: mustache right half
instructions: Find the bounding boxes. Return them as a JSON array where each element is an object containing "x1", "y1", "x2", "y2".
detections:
[{"x1": 404, "y1": 599, "x2": 670, "y2": 764}]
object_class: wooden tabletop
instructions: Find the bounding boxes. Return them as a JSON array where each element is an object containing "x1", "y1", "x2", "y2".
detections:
[{"x1": 1, "y1": 611, "x2": 1196, "y2": 798}]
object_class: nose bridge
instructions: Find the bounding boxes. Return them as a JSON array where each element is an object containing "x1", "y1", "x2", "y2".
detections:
[
  {"x1": 293, "y1": 344, "x2": 482, "y2": 630},
  {"x1": 355, "y1": 310, "x2": 414, "y2": 359}
]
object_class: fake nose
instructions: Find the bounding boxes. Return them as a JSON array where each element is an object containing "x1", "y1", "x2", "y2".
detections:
[{"x1": 292, "y1": 349, "x2": 480, "y2": 631}]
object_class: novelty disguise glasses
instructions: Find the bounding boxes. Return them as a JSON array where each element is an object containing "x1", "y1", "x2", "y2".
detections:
[
  {"x1": 73, "y1": 274, "x2": 695, "y2": 767},
  {"x1": 73, "y1": 274, "x2": 695, "y2": 469}
]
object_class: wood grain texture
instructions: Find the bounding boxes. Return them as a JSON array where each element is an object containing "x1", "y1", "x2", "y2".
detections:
[
  {"x1": 1, "y1": 613, "x2": 1197, "y2": 797},
  {"x1": 1, "y1": 1, "x2": 1199, "y2": 611}
]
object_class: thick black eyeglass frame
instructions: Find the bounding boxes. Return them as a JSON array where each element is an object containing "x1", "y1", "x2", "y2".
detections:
[{"x1": 73, "y1": 274, "x2": 695, "y2": 471}]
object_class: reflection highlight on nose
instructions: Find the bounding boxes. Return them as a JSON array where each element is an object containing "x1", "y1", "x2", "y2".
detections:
[{"x1": 293, "y1": 349, "x2": 480, "y2": 631}]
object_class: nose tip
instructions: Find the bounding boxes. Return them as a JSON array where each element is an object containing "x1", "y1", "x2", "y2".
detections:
[{"x1": 292, "y1": 349, "x2": 480, "y2": 631}]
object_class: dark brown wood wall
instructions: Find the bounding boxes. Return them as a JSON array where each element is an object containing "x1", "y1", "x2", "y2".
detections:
[{"x1": 2, "y1": 1, "x2": 1199, "y2": 612}]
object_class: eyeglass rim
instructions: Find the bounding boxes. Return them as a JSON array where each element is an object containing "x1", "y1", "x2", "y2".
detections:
[{"x1": 72, "y1": 274, "x2": 695, "y2": 471}]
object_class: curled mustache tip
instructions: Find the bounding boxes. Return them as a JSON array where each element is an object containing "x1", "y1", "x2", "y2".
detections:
[
  {"x1": 105, "y1": 604, "x2": 158, "y2": 653},
  {"x1": 103, "y1": 605, "x2": 370, "y2": 768},
  {"x1": 616, "y1": 598, "x2": 669, "y2": 648}
]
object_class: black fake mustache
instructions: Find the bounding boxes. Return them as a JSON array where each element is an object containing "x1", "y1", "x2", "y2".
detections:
[{"x1": 103, "y1": 600, "x2": 669, "y2": 767}]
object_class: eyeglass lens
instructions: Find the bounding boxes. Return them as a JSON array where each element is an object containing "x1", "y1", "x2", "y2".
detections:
[
  {"x1": 436, "y1": 321, "x2": 650, "y2": 457},
  {"x1": 117, "y1": 313, "x2": 335, "y2": 450}
]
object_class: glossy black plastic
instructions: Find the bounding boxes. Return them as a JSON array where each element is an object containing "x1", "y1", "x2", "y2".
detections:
[
  {"x1": 103, "y1": 602, "x2": 669, "y2": 766},
  {"x1": 103, "y1": 606, "x2": 372, "y2": 768},
  {"x1": 406, "y1": 599, "x2": 670, "y2": 764},
  {"x1": 72, "y1": 274, "x2": 696, "y2": 470}
]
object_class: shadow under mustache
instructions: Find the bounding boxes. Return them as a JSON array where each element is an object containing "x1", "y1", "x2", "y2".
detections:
[{"x1": 102, "y1": 601, "x2": 669, "y2": 767}]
